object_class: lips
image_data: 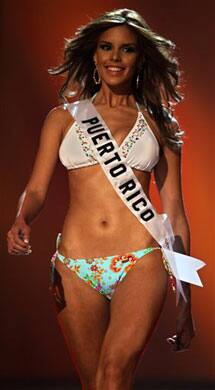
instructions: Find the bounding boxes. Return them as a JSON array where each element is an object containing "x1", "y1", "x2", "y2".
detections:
[
  {"x1": 106, "y1": 66, "x2": 124, "y2": 72},
  {"x1": 104, "y1": 65, "x2": 125, "y2": 77}
]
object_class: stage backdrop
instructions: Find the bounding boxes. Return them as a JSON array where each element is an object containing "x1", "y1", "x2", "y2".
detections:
[{"x1": 1, "y1": 0, "x2": 214, "y2": 386}]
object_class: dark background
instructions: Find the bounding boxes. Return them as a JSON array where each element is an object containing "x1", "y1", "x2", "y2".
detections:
[{"x1": 1, "y1": 0, "x2": 214, "y2": 388}]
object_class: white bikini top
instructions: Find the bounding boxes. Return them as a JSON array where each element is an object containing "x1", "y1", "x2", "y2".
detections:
[{"x1": 59, "y1": 102, "x2": 160, "y2": 172}]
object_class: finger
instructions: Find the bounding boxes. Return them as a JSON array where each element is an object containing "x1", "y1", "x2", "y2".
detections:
[
  {"x1": 9, "y1": 247, "x2": 23, "y2": 255},
  {"x1": 8, "y1": 240, "x2": 32, "y2": 255},
  {"x1": 8, "y1": 227, "x2": 30, "y2": 248},
  {"x1": 19, "y1": 226, "x2": 30, "y2": 244},
  {"x1": 12, "y1": 241, "x2": 31, "y2": 252},
  {"x1": 16, "y1": 228, "x2": 29, "y2": 245},
  {"x1": 173, "y1": 336, "x2": 191, "y2": 352},
  {"x1": 10, "y1": 248, "x2": 32, "y2": 256},
  {"x1": 14, "y1": 232, "x2": 31, "y2": 248},
  {"x1": 166, "y1": 337, "x2": 177, "y2": 345},
  {"x1": 166, "y1": 334, "x2": 178, "y2": 344},
  {"x1": 7, "y1": 243, "x2": 19, "y2": 254},
  {"x1": 166, "y1": 334, "x2": 188, "y2": 352},
  {"x1": 176, "y1": 329, "x2": 193, "y2": 347},
  {"x1": 10, "y1": 251, "x2": 24, "y2": 256},
  {"x1": 9, "y1": 236, "x2": 31, "y2": 251},
  {"x1": 174, "y1": 339, "x2": 190, "y2": 352},
  {"x1": 8, "y1": 233, "x2": 29, "y2": 249}
]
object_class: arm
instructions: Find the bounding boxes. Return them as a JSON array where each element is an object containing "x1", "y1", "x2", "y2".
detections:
[
  {"x1": 154, "y1": 145, "x2": 195, "y2": 350},
  {"x1": 7, "y1": 106, "x2": 73, "y2": 255},
  {"x1": 154, "y1": 145, "x2": 190, "y2": 256}
]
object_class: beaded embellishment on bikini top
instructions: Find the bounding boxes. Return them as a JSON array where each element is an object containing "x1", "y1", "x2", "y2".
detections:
[{"x1": 59, "y1": 103, "x2": 159, "y2": 172}]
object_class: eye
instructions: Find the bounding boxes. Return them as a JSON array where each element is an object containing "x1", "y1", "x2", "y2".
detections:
[
  {"x1": 122, "y1": 46, "x2": 137, "y2": 53},
  {"x1": 98, "y1": 43, "x2": 112, "y2": 51}
]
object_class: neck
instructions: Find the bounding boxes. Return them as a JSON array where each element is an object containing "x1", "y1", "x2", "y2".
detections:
[{"x1": 93, "y1": 84, "x2": 137, "y2": 109}]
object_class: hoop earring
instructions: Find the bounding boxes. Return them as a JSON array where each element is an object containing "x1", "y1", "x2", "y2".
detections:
[
  {"x1": 93, "y1": 68, "x2": 101, "y2": 85},
  {"x1": 136, "y1": 73, "x2": 140, "y2": 89}
]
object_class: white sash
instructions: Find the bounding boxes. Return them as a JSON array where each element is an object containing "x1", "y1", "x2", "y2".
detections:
[{"x1": 66, "y1": 99, "x2": 205, "y2": 304}]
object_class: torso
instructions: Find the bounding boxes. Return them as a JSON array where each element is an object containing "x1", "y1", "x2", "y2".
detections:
[{"x1": 58, "y1": 101, "x2": 163, "y2": 258}]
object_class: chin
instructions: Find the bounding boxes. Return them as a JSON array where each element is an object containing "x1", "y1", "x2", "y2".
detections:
[{"x1": 103, "y1": 78, "x2": 132, "y2": 89}]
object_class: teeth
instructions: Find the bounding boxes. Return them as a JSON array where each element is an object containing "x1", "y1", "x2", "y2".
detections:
[{"x1": 107, "y1": 67, "x2": 123, "y2": 72}]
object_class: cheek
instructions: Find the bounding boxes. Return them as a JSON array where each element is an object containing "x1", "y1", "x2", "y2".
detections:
[
  {"x1": 95, "y1": 51, "x2": 109, "y2": 64},
  {"x1": 123, "y1": 53, "x2": 138, "y2": 66},
  {"x1": 126, "y1": 58, "x2": 138, "y2": 73}
]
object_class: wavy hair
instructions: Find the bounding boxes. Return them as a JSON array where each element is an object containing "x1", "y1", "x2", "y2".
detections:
[{"x1": 48, "y1": 8, "x2": 184, "y2": 150}]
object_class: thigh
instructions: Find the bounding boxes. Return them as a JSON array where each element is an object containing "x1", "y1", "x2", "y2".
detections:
[
  {"x1": 99, "y1": 249, "x2": 168, "y2": 365},
  {"x1": 51, "y1": 257, "x2": 110, "y2": 382}
]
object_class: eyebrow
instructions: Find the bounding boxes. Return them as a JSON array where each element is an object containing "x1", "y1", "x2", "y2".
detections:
[{"x1": 99, "y1": 40, "x2": 137, "y2": 46}]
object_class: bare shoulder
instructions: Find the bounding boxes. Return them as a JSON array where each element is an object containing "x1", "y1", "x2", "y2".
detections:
[
  {"x1": 43, "y1": 104, "x2": 74, "y2": 138},
  {"x1": 24, "y1": 105, "x2": 75, "y2": 196}
]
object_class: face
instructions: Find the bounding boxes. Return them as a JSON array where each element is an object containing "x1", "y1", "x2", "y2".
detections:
[{"x1": 94, "y1": 25, "x2": 139, "y2": 89}]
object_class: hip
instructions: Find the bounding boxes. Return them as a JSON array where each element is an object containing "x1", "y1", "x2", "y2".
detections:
[{"x1": 59, "y1": 219, "x2": 157, "y2": 259}]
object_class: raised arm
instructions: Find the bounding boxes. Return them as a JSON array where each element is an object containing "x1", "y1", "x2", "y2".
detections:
[
  {"x1": 7, "y1": 106, "x2": 73, "y2": 255},
  {"x1": 154, "y1": 145, "x2": 195, "y2": 351}
]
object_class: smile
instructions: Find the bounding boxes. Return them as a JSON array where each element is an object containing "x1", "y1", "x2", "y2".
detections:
[
  {"x1": 106, "y1": 66, "x2": 124, "y2": 71},
  {"x1": 105, "y1": 66, "x2": 125, "y2": 76}
]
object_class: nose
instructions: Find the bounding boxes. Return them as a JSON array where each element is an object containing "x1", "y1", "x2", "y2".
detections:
[{"x1": 111, "y1": 48, "x2": 121, "y2": 62}]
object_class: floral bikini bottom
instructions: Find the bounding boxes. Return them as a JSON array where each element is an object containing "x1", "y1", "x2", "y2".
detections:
[{"x1": 50, "y1": 233, "x2": 171, "y2": 308}]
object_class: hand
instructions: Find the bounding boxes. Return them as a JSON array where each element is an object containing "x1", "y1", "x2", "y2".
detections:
[
  {"x1": 167, "y1": 303, "x2": 196, "y2": 352},
  {"x1": 7, "y1": 217, "x2": 32, "y2": 256}
]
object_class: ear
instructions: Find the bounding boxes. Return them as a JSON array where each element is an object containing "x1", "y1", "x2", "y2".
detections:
[{"x1": 93, "y1": 54, "x2": 97, "y2": 65}]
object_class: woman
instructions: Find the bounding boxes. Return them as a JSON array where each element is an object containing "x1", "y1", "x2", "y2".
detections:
[{"x1": 7, "y1": 9, "x2": 197, "y2": 390}]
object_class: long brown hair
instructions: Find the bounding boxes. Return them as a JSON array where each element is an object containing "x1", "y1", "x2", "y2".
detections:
[{"x1": 48, "y1": 9, "x2": 184, "y2": 150}]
